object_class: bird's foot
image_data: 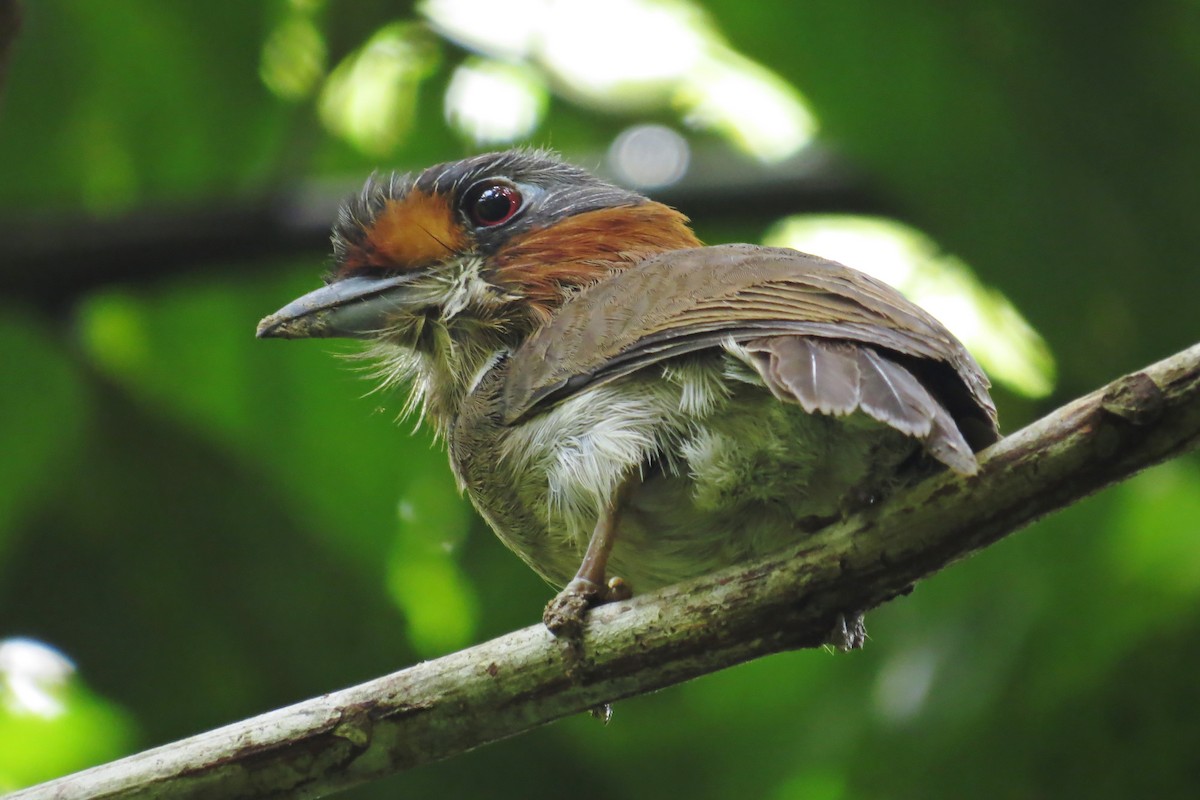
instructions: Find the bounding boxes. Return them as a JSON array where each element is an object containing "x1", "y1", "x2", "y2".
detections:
[
  {"x1": 588, "y1": 703, "x2": 614, "y2": 724},
  {"x1": 544, "y1": 576, "x2": 632, "y2": 683},
  {"x1": 827, "y1": 612, "x2": 867, "y2": 652},
  {"x1": 543, "y1": 576, "x2": 630, "y2": 639},
  {"x1": 543, "y1": 578, "x2": 603, "y2": 640}
]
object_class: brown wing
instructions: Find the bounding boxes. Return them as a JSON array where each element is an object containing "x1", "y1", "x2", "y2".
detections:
[
  {"x1": 742, "y1": 337, "x2": 982, "y2": 473},
  {"x1": 501, "y1": 244, "x2": 999, "y2": 468}
]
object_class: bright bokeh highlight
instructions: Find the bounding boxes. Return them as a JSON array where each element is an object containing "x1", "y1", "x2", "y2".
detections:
[
  {"x1": 318, "y1": 23, "x2": 439, "y2": 156},
  {"x1": 445, "y1": 59, "x2": 547, "y2": 145},
  {"x1": 423, "y1": 0, "x2": 816, "y2": 161},
  {"x1": 1, "y1": 638, "x2": 73, "y2": 719},
  {"x1": 608, "y1": 124, "x2": 691, "y2": 188},
  {"x1": 765, "y1": 216, "x2": 1055, "y2": 398},
  {"x1": 260, "y1": 14, "x2": 327, "y2": 100},
  {"x1": 680, "y1": 48, "x2": 817, "y2": 162},
  {"x1": 533, "y1": 0, "x2": 711, "y2": 108},
  {"x1": 0, "y1": 639, "x2": 134, "y2": 791}
]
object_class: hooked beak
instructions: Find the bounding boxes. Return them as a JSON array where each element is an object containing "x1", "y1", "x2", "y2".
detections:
[{"x1": 256, "y1": 274, "x2": 420, "y2": 340}]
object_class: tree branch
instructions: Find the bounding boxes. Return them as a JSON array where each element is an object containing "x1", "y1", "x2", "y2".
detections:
[{"x1": 11, "y1": 341, "x2": 1200, "y2": 800}]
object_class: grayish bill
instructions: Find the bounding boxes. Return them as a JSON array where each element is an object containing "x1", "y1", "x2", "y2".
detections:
[{"x1": 256, "y1": 274, "x2": 419, "y2": 340}]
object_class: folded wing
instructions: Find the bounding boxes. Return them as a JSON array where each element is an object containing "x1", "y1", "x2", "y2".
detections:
[
  {"x1": 744, "y1": 337, "x2": 978, "y2": 473},
  {"x1": 501, "y1": 244, "x2": 999, "y2": 472}
]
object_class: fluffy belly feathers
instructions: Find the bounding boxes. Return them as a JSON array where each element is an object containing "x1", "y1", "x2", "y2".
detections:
[{"x1": 451, "y1": 349, "x2": 921, "y2": 591}]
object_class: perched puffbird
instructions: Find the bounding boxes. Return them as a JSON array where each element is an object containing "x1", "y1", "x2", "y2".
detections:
[{"x1": 258, "y1": 150, "x2": 998, "y2": 637}]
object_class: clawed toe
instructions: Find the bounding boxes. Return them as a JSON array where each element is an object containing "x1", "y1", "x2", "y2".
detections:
[
  {"x1": 827, "y1": 612, "x2": 867, "y2": 652},
  {"x1": 543, "y1": 578, "x2": 606, "y2": 639},
  {"x1": 543, "y1": 576, "x2": 633, "y2": 638}
]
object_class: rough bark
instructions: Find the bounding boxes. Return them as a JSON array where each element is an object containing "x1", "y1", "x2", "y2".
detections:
[{"x1": 10, "y1": 340, "x2": 1200, "y2": 800}]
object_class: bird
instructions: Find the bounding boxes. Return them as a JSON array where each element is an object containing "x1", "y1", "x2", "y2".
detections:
[{"x1": 257, "y1": 149, "x2": 999, "y2": 640}]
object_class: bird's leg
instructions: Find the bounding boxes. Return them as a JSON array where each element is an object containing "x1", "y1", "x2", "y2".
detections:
[{"x1": 543, "y1": 475, "x2": 636, "y2": 640}]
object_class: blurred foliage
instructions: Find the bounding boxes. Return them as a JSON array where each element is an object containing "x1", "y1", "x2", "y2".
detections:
[
  {"x1": 0, "y1": 638, "x2": 134, "y2": 794},
  {"x1": 764, "y1": 215, "x2": 1056, "y2": 398},
  {"x1": 1, "y1": 1, "x2": 1199, "y2": 797}
]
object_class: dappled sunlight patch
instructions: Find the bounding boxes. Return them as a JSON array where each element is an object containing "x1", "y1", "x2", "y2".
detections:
[
  {"x1": 425, "y1": 0, "x2": 708, "y2": 109},
  {"x1": 0, "y1": 638, "x2": 134, "y2": 791},
  {"x1": 260, "y1": 11, "x2": 327, "y2": 100},
  {"x1": 679, "y1": 48, "x2": 817, "y2": 162},
  {"x1": 1, "y1": 638, "x2": 73, "y2": 719},
  {"x1": 76, "y1": 290, "x2": 150, "y2": 385},
  {"x1": 318, "y1": 23, "x2": 439, "y2": 156},
  {"x1": 388, "y1": 471, "x2": 479, "y2": 656},
  {"x1": 764, "y1": 216, "x2": 1056, "y2": 399},
  {"x1": 445, "y1": 59, "x2": 547, "y2": 145},
  {"x1": 423, "y1": 0, "x2": 816, "y2": 161}
]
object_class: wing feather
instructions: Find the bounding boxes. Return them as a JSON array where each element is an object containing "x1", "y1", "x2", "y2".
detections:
[
  {"x1": 501, "y1": 244, "x2": 999, "y2": 461},
  {"x1": 744, "y1": 337, "x2": 979, "y2": 473},
  {"x1": 759, "y1": 338, "x2": 862, "y2": 416},
  {"x1": 857, "y1": 347, "x2": 933, "y2": 438}
]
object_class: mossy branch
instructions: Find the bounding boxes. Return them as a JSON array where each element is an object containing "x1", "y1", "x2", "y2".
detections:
[{"x1": 11, "y1": 341, "x2": 1200, "y2": 800}]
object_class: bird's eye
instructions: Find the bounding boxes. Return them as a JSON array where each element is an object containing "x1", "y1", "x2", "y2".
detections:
[{"x1": 463, "y1": 180, "x2": 523, "y2": 228}]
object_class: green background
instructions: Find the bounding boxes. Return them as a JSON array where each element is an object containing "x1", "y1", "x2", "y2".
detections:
[{"x1": 2, "y1": 1, "x2": 1199, "y2": 797}]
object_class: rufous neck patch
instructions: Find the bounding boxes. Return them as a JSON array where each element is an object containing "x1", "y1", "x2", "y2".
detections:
[{"x1": 488, "y1": 201, "x2": 701, "y2": 321}]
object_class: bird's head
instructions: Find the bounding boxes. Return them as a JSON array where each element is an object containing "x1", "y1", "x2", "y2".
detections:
[
  {"x1": 256, "y1": 149, "x2": 700, "y2": 425},
  {"x1": 258, "y1": 149, "x2": 699, "y2": 345}
]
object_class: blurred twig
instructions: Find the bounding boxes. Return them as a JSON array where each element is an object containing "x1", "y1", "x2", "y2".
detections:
[
  {"x1": 0, "y1": 0, "x2": 20, "y2": 94},
  {"x1": 10, "y1": 341, "x2": 1200, "y2": 800},
  {"x1": 0, "y1": 146, "x2": 883, "y2": 310}
]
